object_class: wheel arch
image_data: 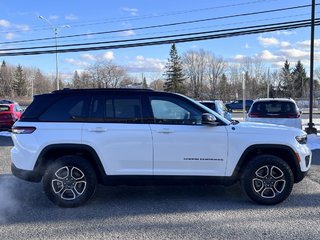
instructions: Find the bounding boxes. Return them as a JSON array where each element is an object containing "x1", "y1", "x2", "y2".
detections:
[
  {"x1": 233, "y1": 144, "x2": 302, "y2": 183},
  {"x1": 34, "y1": 144, "x2": 106, "y2": 183}
]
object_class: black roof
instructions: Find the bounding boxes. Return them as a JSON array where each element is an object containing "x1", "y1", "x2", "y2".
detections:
[{"x1": 52, "y1": 88, "x2": 155, "y2": 94}]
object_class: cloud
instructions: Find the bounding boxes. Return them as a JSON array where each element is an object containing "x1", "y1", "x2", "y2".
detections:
[
  {"x1": 297, "y1": 39, "x2": 320, "y2": 50},
  {"x1": 101, "y1": 51, "x2": 115, "y2": 60},
  {"x1": 119, "y1": 30, "x2": 136, "y2": 36},
  {"x1": 259, "y1": 50, "x2": 280, "y2": 61},
  {"x1": 5, "y1": 33, "x2": 15, "y2": 40},
  {"x1": 280, "y1": 48, "x2": 309, "y2": 59},
  {"x1": 122, "y1": 7, "x2": 139, "y2": 16},
  {"x1": 233, "y1": 54, "x2": 245, "y2": 61},
  {"x1": 258, "y1": 36, "x2": 280, "y2": 47},
  {"x1": 127, "y1": 56, "x2": 166, "y2": 72},
  {"x1": 65, "y1": 14, "x2": 78, "y2": 20},
  {"x1": 258, "y1": 36, "x2": 292, "y2": 49},
  {"x1": 65, "y1": 58, "x2": 89, "y2": 67},
  {"x1": 0, "y1": 19, "x2": 10, "y2": 28},
  {"x1": 81, "y1": 53, "x2": 97, "y2": 61},
  {"x1": 15, "y1": 24, "x2": 30, "y2": 31},
  {"x1": 280, "y1": 41, "x2": 290, "y2": 48}
]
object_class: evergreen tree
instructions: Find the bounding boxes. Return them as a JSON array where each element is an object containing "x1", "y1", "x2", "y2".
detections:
[
  {"x1": 279, "y1": 60, "x2": 292, "y2": 97},
  {"x1": 0, "y1": 60, "x2": 12, "y2": 97},
  {"x1": 13, "y1": 65, "x2": 27, "y2": 96},
  {"x1": 292, "y1": 60, "x2": 307, "y2": 98},
  {"x1": 72, "y1": 70, "x2": 81, "y2": 89},
  {"x1": 142, "y1": 76, "x2": 148, "y2": 89},
  {"x1": 163, "y1": 43, "x2": 186, "y2": 93}
]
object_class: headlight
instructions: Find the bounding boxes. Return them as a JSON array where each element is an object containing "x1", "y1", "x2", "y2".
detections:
[{"x1": 295, "y1": 134, "x2": 307, "y2": 144}]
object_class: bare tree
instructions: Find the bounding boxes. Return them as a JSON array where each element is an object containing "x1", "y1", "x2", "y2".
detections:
[
  {"x1": 150, "y1": 79, "x2": 164, "y2": 91},
  {"x1": 207, "y1": 54, "x2": 227, "y2": 99},
  {"x1": 183, "y1": 49, "x2": 208, "y2": 99},
  {"x1": 87, "y1": 60, "x2": 127, "y2": 88}
]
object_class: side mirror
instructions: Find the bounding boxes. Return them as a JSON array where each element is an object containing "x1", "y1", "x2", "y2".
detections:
[{"x1": 202, "y1": 113, "x2": 218, "y2": 126}]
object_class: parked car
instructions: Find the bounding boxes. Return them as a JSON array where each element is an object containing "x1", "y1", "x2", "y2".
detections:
[
  {"x1": 246, "y1": 98, "x2": 302, "y2": 129},
  {"x1": 0, "y1": 99, "x2": 16, "y2": 104},
  {"x1": 226, "y1": 100, "x2": 253, "y2": 112},
  {"x1": 0, "y1": 103, "x2": 23, "y2": 130},
  {"x1": 11, "y1": 88, "x2": 311, "y2": 207},
  {"x1": 199, "y1": 100, "x2": 232, "y2": 121}
]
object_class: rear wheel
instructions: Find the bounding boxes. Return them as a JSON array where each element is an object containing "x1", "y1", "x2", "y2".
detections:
[
  {"x1": 43, "y1": 155, "x2": 97, "y2": 208},
  {"x1": 241, "y1": 155, "x2": 294, "y2": 205}
]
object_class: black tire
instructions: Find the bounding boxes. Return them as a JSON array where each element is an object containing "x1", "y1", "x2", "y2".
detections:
[
  {"x1": 43, "y1": 155, "x2": 97, "y2": 208},
  {"x1": 241, "y1": 155, "x2": 294, "y2": 205}
]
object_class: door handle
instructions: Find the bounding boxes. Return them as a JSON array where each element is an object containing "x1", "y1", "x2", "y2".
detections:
[
  {"x1": 88, "y1": 127, "x2": 107, "y2": 133},
  {"x1": 158, "y1": 128, "x2": 174, "y2": 134}
]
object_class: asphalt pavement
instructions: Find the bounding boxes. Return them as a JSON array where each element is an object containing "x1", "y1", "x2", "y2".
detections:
[{"x1": 1, "y1": 134, "x2": 320, "y2": 240}]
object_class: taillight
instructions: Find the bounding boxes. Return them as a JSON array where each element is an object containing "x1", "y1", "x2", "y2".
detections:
[{"x1": 12, "y1": 126, "x2": 36, "y2": 134}]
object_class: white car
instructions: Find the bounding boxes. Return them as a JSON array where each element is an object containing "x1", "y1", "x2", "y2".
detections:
[
  {"x1": 11, "y1": 89, "x2": 311, "y2": 207},
  {"x1": 246, "y1": 98, "x2": 302, "y2": 129}
]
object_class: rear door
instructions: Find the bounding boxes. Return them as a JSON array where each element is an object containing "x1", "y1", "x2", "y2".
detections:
[{"x1": 82, "y1": 93, "x2": 153, "y2": 175}]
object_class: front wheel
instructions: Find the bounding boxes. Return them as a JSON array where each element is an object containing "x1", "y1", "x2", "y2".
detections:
[
  {"x1": 241, "y1": 155, "x2": 294, "y2": 205},
  {"x1": 43, "y1": 156, "x2": 97, "y2": 208}
]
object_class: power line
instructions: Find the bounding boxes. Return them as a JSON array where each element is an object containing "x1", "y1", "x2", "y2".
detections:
[
  {"x1": 0, "y1": 3, "x2": 315, "y2": 46},
  {"x1": 0, "y1": 0, "x2": 278, "y2": 34},
  {"x1": 1, "y1": 19, "x2": 316, "y2": 52},
  {"x1": 7, "y1": 12, "x2": 312, "y2": 48},
  {"x1": 1, "y1": 19, "x2": 318, "y2": 57}
]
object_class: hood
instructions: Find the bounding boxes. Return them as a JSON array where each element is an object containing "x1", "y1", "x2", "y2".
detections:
[{"x1": 228, "y1": 121, "x2": 306, "y2": 137}]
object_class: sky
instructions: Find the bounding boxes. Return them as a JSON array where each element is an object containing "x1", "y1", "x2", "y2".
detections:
[{"x1": 0, "y1": 0, "x2": 319, "y2": 81}]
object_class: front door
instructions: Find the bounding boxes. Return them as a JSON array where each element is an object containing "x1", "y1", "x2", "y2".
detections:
[{"x1": 149, "y1": 96, "x2": 228, "y2": 176}]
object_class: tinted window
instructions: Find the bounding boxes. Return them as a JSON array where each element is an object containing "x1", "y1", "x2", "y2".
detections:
[
  {"x1": 89, "y1": 95, "x2": 143, "y2": 123},
  {"x1": 150, "y1": 96, "x2": 202, "y2": 125},
  {"x1": 39, "y1": 95, "x2": 89, "y2": 122},
  {"x1": 251, "y1": 101, "x2": 298, "y2": 116},
  {"x1": 200, "y1": 102, "x2": 216, "y2": 111}
]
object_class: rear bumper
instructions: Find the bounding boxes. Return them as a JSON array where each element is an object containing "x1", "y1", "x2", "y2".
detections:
[{"x1": 11, "y1": 163, "x2": 42, "y2": 182}]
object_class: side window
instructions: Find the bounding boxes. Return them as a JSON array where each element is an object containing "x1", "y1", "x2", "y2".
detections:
[
  {"x1": 150, "y1": 96, "x2": 202, "y2": 125},
  {"x1": 89, "y1": 95, "x2": 143, "y2": 123},
  {"x1": 39, "y1": 95, "x2": 89, "y2": 122}
]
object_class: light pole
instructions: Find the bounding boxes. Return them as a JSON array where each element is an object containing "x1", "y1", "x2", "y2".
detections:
[
  {"x1": 242, "y1": 71, "x2": 246, "y2": 120},
  {"x1": 39, "y1": 15, "x2": 70, "y2": 90}
]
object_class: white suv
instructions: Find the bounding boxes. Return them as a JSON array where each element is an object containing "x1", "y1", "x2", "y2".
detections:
[
  {"x1": 247, "y1": 98, "x2": 302, "y2": 129},
  {"x1": 11, "y1": 89, "x2": 311, "y2": 207}
]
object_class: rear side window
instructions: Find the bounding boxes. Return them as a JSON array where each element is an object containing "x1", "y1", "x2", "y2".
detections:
[
  {"x1": 0, "y1": 105, "x2": 10, "y2": 112},
  {"x1": 39, "y1": 95, "x2": 89, "y2": 122},
  {"x1": 89, "y1": 95, "x2": 143, "y2": 123}
]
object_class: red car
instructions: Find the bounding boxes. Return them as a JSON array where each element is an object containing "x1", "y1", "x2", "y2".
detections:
[{"x1": 0, "y1": 103, "x2": 23, "y2": 130}]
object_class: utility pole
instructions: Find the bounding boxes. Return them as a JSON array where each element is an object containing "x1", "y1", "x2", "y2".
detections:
[
  {"x1": 39, "y1": 16, "x2": 70, "y2": 90},
  {"x1": 305, "y1": 0, "x2": 317, "y2": 134}
]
